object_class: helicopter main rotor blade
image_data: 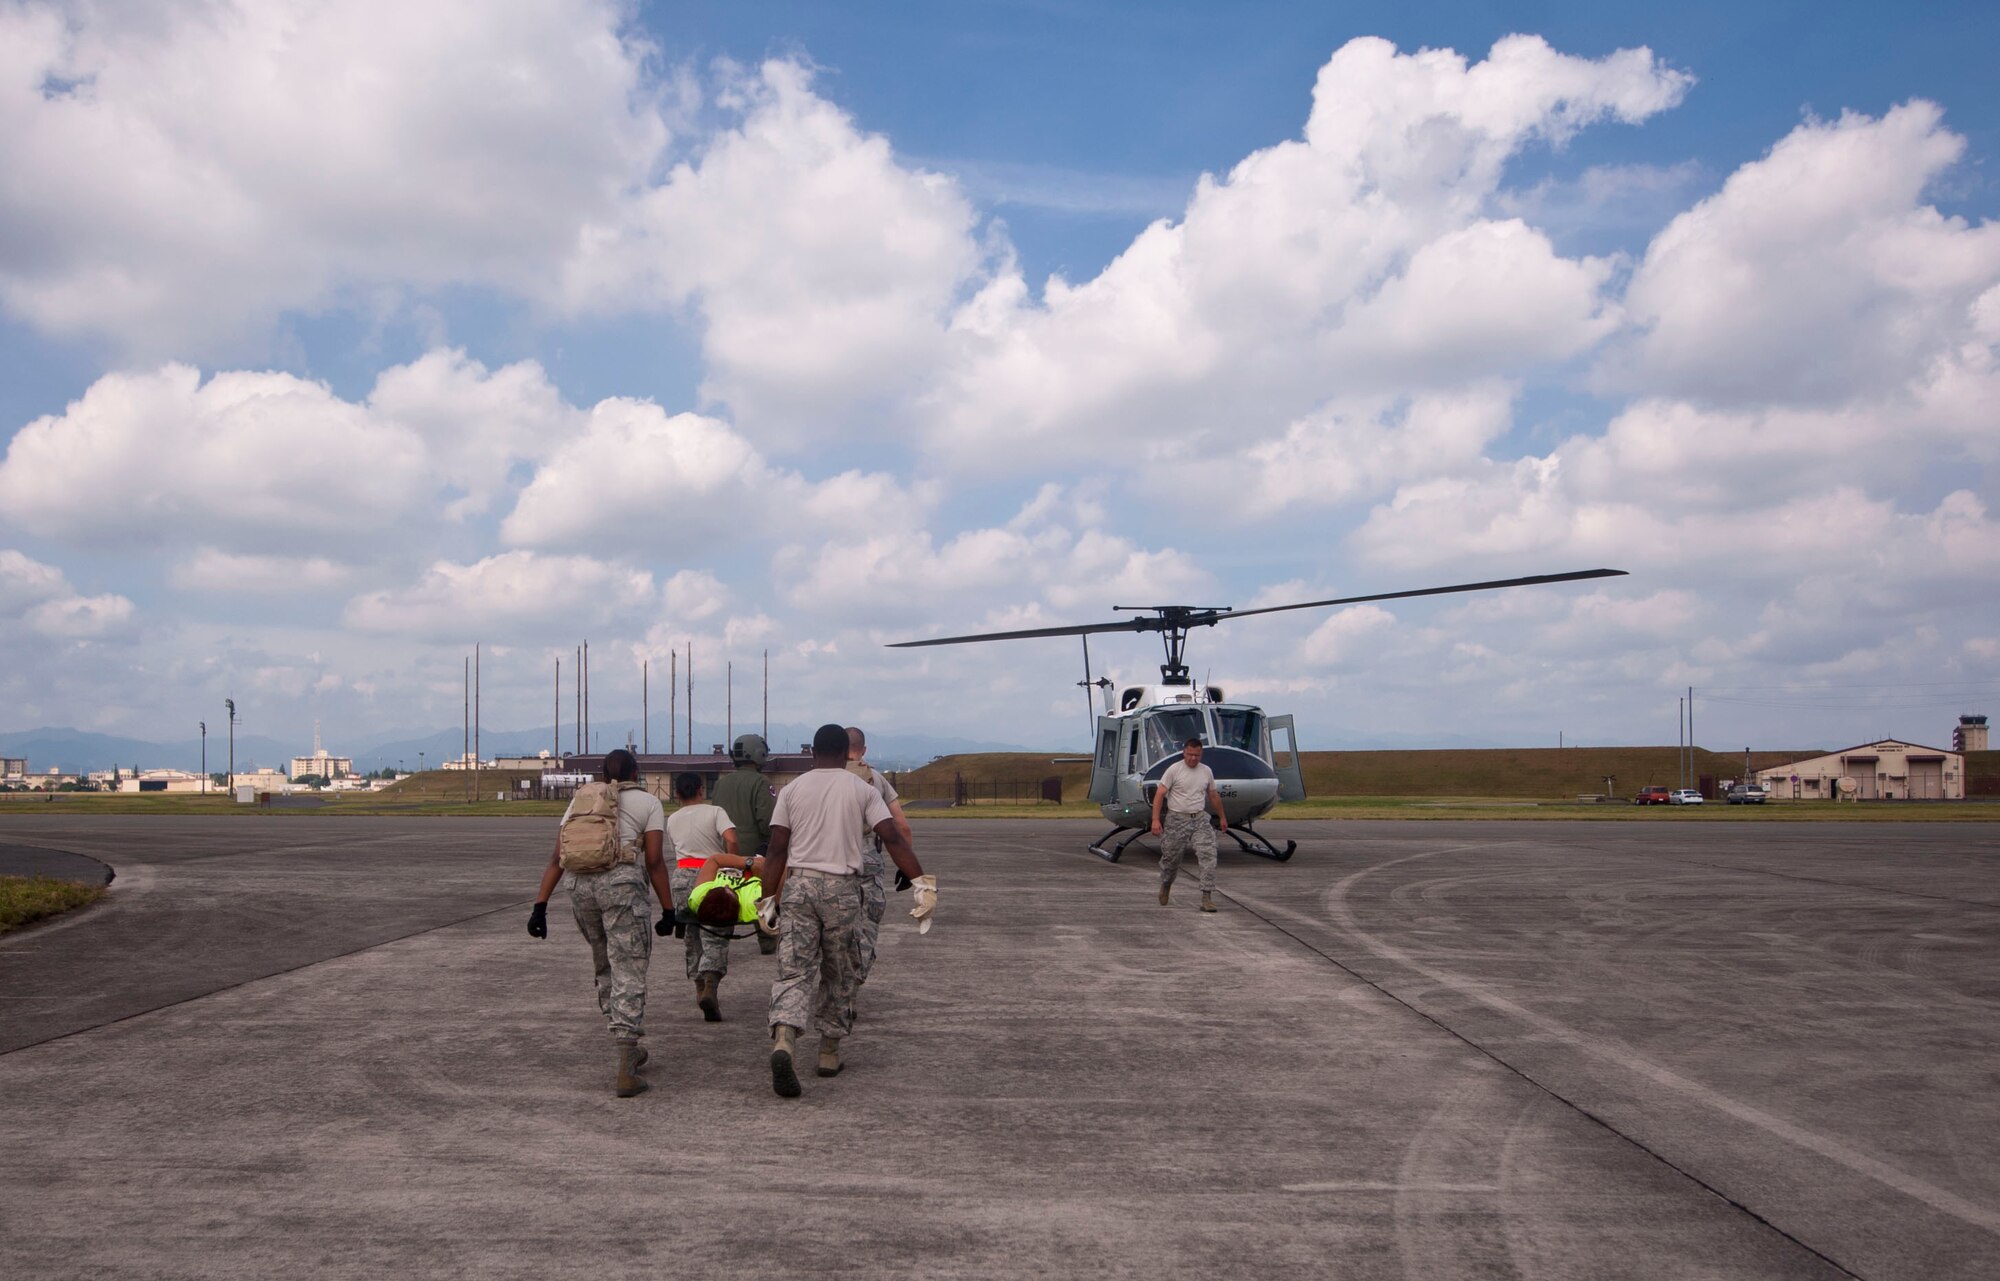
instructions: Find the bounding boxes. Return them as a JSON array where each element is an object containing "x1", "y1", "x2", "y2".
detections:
[
  {"x1": 1214, "y1": 568, "x2": 1628, "y2": 622},
  {"x1": 886, "y1": 617, "x2": 1153, "y2": 648}
]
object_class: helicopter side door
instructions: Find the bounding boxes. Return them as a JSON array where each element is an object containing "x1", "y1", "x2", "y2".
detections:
[
  {"x1": 1267, "y1": 714, "x2": 1306, "y2": 802},
  {"x1": 1087, "y1": 717, "x2": 1120, "y2": 805}
]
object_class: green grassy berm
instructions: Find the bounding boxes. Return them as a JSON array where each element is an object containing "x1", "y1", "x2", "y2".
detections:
[{"x1": 0, "y1": 875, "x2": 106, "y2": 934}]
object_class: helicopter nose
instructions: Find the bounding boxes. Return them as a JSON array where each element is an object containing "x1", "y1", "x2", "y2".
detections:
[{"x1": 1143, "y1": 745, "x2": 1275, "y2": 783}]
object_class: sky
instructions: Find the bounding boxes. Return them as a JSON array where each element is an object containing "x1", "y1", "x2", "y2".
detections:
[{"x1": 2, "y1": 0, "x2": 1998, "y2": 756}]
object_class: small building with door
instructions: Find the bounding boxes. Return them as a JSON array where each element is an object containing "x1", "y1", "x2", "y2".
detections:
[{"x1": 1755, "y1": 739, "x2": 1964, "y2": 801}]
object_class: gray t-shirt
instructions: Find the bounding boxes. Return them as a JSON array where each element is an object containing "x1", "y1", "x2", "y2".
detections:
[
  {"x1": 1158, "y1": 760, "x2": 1216, "y2": 814},
  {"x1": 772, "y1": 767, "x2": 892, "y2": 875},
  {"x1": 666, "y1": 802, "x2": 734, "y2": 864}
]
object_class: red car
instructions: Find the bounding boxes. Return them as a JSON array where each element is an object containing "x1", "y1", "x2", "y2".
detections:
[{"x1": 1633, "y1": 786, "x2": 1673, "y2": 805}]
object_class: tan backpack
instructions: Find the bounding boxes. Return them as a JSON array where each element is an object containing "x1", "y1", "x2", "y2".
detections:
[{"x1": 558, "y1": 782, "x2": 635, "y2": 873}]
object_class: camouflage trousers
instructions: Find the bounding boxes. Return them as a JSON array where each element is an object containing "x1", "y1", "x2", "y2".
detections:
[
  {"x1": 768, "y1": 869, "x2": 864, "y2": 1040},
  {"x1": 856, "y1": 839, "x2": 888, "y2": 984},
  {"x1": 1160, "y1": 811, "x2": 1217, "y2": 894},
  {"x1": 567, "y1": 863, "x2": 653, "y2": 1043},
  {"x1": 668, "y1": 865, "x2": 731, "y2": 980}
]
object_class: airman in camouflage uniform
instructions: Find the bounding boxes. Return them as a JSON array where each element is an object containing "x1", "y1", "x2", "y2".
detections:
[
  {"x1": 527, "y1": 749, "x2": 675, "y2": 1097},
  {"x1": 713, "y1": 734, "x2": 779, "y2": 956},
  {"x1": 845, "y1": 725, "x2": 911, "y2": 989},
  {"x1": 762, "y1": 724, "x2": 933, "y2": 1098}
]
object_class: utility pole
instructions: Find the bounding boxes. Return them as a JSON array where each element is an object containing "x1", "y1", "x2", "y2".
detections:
[
  {"x1": 670, "y1": 649, "x2": 677, "y2": 754},
  {"x1": 643, "y1": 659, "x2": 649, "y2": 755},
  {"x1": 685, "y1": 641, "x2": 693, "y2": 754},
  {"x1": 463, "y1": 655, "x2": 470, "y2": 803},
  {"x1": 762, "y1": 649, "x2": 769, "y2": 740},
  {"x1": 474, "y1": 642, "x2": 481, "y2": 803},
  {"x1": 225, "y1": 698, "x2": 235, "y2": 796},
  {"x1": 200, "y1": 721, "x2": 207, "y2": 794},
  {"x1": 583, "y1": 639, "x2": 591, "y2": 755},
  {"x1": 1688, "y1": 685, "x2": 1695, "y2": 794},
  {"x1": 554, "y1": 657, "x2": 560, "y2": 762},
  {"x1": 575, "y1": 645, "x2": 581, "y2": 755},
  {"x1": 727, "y1": 659, "x2": 733, "y2": 747}
]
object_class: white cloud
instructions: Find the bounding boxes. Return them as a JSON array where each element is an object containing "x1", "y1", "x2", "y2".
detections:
[
  {"x1": 0, "y1": 352, "x2": 568, "y2": 551},
  {"x1": 0, "y1": 548, "x2": 135, "y2": 638},
  {"x1": 0, "y1": 0, "x2": 667, "y2": 354},
  {"x1": 1611, "y1": 102, "x2": 2000, "y2": 405},
  {"x1": 1299, "y1": 604, "x2": 1397, "y2": 667},
  {"x1": 923, "y1": 35, "x2": 1689, "y2": 469},
  {"x1": 343, "y1": 551, "x2": 657, "y2": 640},
  {"x1": 169, "y1": 549, "x2": 355, "y2": 594},
  {"x1": 559, "y1": 58, "x2": 982, "y2": 438}
]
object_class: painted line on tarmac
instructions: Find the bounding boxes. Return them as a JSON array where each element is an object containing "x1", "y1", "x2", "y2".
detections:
[
  {"x1": 1282, "y1": 1182, "x2": 1498, "y2": 1194},
  {"x1": 1233, "y1": 845, "x2": 2000, "y2": 1239}
]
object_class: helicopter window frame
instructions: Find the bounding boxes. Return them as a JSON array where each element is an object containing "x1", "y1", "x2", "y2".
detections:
[
  {"x1": 1212, "y1": 707, "x2": 1265, "y2": 754},
  {"x1": 1143, "y1": 709, "x2": 1209, "y2": 764},
  {"x1": 1096, "y1": 726, "x2": 1117, "y2": 771}
]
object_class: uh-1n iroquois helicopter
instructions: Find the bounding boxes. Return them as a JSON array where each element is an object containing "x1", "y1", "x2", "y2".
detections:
[{"x1": 890, "y1": 568, "x2": 1628, "y2": 863}]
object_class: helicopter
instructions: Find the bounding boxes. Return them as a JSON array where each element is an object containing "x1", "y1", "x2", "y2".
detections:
[{"x1": 890, "y1": 568, "x2": 1628, "y2": 862}]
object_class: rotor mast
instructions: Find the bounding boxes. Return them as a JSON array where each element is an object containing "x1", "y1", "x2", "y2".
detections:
[{"x1": 1112, "y1": 605, "x2": 1231, "y2": 685}]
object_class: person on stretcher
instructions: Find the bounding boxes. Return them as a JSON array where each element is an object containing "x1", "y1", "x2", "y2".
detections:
[{"x1": 685, "y1": 855, "x2": 781, "y2": 938}]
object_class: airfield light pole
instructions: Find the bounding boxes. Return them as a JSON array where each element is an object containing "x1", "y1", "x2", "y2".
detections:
[
  {"x1": 225, "y1": 699, "x2": 235, "y2": 796},
  {"x1": 199, "y1": 721, "x2": 206, "y2": 794}
]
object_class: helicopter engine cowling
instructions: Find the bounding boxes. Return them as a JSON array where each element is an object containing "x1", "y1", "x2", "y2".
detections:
[{"x1": 1138, "y1": 745, "x2": 1281, "y2": 826}]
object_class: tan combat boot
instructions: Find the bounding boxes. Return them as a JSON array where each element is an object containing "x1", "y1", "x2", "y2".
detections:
[
  {"x1": 696, "y1": 973, "x2": 721, "y2": 1022},
  {"x1": 614, "y1": 1040, "x2": 648, "y2": 1097},
  {"x1": 1200, "y1": 891, "x2": 1217, "y2": 913},
  {"x1": 817, "y1": 1036, "x2": 843, "y2": 1078},
  {"x1": 1159, "y1": 879, "x2": 1173, "y2": 906},
  {"x1": 771, "y1": 1024, "x2": 802, "y2": 1098}
]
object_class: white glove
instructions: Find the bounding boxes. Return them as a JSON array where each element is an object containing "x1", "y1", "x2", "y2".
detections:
[
  {"x1": 756, "y1": 895, "x2": 780, "y2": 936},
  {"x1": 908, "y1": 874, "x2": 937, "y2": 934}
]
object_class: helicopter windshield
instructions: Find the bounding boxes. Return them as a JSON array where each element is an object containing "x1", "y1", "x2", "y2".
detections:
[
  {"x1": 1142, "y1": 709, "x2": 1209, "y2": 764},
  {"x1": 1212, "y1": 707, "x2": 1265, "y2": 754}
]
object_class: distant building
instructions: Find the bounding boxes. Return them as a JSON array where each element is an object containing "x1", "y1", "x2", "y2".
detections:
[
  {"x1": 118, "y1": 769, "x2": 210, "y2": 794},
  {"x1": 1755, "y1": 739, "x2": 1964, "y2": 801},
  {"x1": 1953, "y1": 715, "x2": 1988, "y2": 754},
  {"x1": 1, "y1": 756, "x2": 26, "y2": 779},
  {"x1": 289, "y1": 748, "x2": 353, "y2": 781},
  {"x1": 493, "y1": 752, "x2": 558, "y2": 770}
]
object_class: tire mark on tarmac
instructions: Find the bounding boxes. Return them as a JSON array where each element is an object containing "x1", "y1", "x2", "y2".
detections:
[
  {"x1": 1622, "y1": 854, "x2": 2000, "y2": 912},
  {"x1": 1227, "y1": 844, "x2": 2000, "y2": 1250},
  {"x1": 0, "y1": 899, "x2": 528, "y2": 1058}
]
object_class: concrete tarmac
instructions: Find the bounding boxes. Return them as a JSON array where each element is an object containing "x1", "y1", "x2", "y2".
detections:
[{"x1": 0, "y1": 815, "x2": 1994, "y2": 1279}]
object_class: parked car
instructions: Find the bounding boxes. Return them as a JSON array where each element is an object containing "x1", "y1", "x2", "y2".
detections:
[
  {"x1": 1669, "y1": 788, "x2": 1704, "y2": 805},
  {"x1": 1725, "y1": 784, "x2": 1769, "y2": 804},
  {"x1": 1634, "y1": 786, "x2": 1673, "y2": 805}
]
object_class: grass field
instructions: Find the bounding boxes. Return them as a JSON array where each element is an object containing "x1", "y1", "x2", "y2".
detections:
[
  {"x1": 0, "y1": 875, "x2": 106, "y2": 934},
  {"x1": 5, "y1": 749, "x2": 1994, "y2": 822}
]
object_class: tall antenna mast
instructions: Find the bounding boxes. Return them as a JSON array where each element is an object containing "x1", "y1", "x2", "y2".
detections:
[
  {"x1": 643, "y1": 659, "x2": 649, "y2": 755},
  {"x1": 762, "y1": 649, "x2": 769, "y2": 740},
  {"x1": 554, "y1": 657, "x2": 560, "y2": 760},
  {"x1": 727, "y1": 660, "x2": 733, "y2": 746},
  {"x1": 685, "y1": 641, "x2": 693, "y2": 753},
  {"x1": 670, "y1": 649, "x2": 677, "y2": 754}
]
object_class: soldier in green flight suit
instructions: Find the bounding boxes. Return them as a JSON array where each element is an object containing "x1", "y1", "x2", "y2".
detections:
[{"x1": 711, "y1": 733, "x2": 779, "y2": 953}]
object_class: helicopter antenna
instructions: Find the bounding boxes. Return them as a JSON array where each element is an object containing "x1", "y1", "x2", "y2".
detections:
[{"x1": 1076, "y1": 635, "x2": 1097, "y2": 742}]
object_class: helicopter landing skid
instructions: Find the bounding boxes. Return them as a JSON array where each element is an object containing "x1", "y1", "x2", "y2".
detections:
[
  {"x1": 1087, "y1": 826, "x2": 1150, "y2": 863},
  {"x1": 1224, "y1": 825, "x2": 1296, "y2": 862}
]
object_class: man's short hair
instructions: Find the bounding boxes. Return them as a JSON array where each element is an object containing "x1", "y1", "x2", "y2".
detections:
[
  {"x1": 846, "y1": 726, "x2": 866, "y2": 752},
  {"x1": 813, "y1": 723, "x2": 849, "y2": 757},
  {"x1": 695, "y1": 885, "x2": 738, "y2": 925},
  {"x1": 1183, "y1": 738, "x2": 1204, "y2": 749},
  {"x1": 602, "y1": 748, "x2": 639, "y2": 782},
  {"x1": 674, "y1": 771, "x2": 702, "y2": 801}
]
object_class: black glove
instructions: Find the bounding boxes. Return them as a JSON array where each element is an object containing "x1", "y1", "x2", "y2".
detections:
[
  {"x1": 527, "y1": 902, "x2": 548, "y2": 939},
  {"x1": 893, "y1": 870, "x2": 913, "y2": 892},
  {"x1": 654, "y1": 911, "x2": 673, "y2": 937}
]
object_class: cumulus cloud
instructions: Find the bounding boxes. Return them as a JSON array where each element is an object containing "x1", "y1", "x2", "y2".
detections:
[
  {"x1": 169, "y1": 549, "x2": 355, "y2": 594},
  {"x1": 344, "y1": 551, "x2": 657, "y2": 640},
  {"x1": 922, "y1": 35, "x2": 1689, "y2": 470},
  {"x1": 0, "y1": 548, "x2": 135, "y2": 638},
  {"x1": 559, "y1": 58, "x2": 982, "y2": 438},
  {"x1": 0, "y1": 352, "x2": 568, "y2": 550},
  {"x1": 1611, "y1": 102, "x2": 2000, "y2": 406},
  {"x1": 0, "y1": 0, "x2": 667, "y2": 354}
]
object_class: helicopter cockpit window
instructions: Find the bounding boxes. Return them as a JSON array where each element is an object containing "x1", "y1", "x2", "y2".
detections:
[
  {"x1": 1212, "y1": 708, "x2": 1264, "y2": 753},
  {"x1": 1096, "y1": 727, "x2": 1117, "y2": 770},
  {"x1": 1143, "y1": 709, "x2": 1208, "y2": 764}
]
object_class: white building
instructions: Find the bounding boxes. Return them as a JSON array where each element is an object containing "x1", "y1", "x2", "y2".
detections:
[
  {"x1": 1756, "y1": 739, "x2": 1964, "y2": 801},
  {"x1": 118, "y1": 769, "x2": 211, "y2": 794},
  {"x1": 289, "y1": 748, "x2": 353, "y2": 780}
]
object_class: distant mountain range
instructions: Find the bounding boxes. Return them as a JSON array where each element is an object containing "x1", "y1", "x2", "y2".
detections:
[{"x1": 0, "y1": 723, "x2": 1034, "y2": 775}]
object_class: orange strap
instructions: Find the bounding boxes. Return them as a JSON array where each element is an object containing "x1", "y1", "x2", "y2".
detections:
[{"x1": 676, "y1": 857, "x2": 707, "y2": 869}]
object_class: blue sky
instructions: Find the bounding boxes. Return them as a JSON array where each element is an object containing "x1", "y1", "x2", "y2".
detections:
[{"x1": 2, "y1": 0, "x2": 1998, "y2": 757}]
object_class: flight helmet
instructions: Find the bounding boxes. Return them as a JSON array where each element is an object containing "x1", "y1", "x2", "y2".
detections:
[{"x1": 730, "y1": 733, "x2": 770, "y2": 768}]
